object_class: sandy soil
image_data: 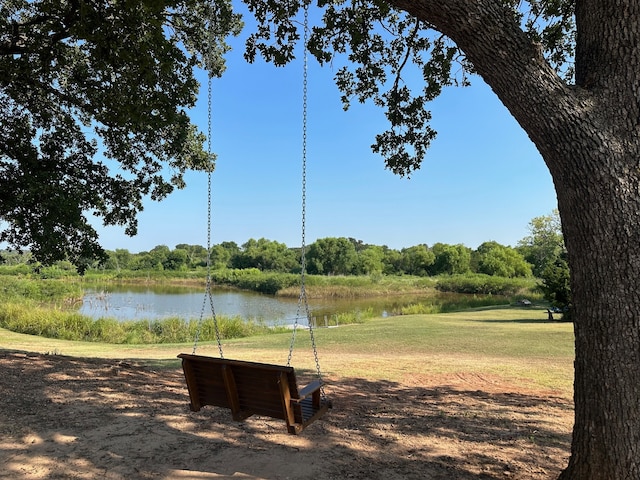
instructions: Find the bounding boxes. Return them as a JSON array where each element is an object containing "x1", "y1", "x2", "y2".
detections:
[{"x1": 0, "y1": 350, "x2": 572, "y2": 480}]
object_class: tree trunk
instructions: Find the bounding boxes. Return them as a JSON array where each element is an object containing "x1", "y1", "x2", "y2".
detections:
[
  {"x1": 554, "y1": 143, "x2": 640, "y2": 480},
  {"x1": 557, "y1": 3, "x2": 640, "y2": 477},
  {"x1": 388, "y1": 0, "x2": 640, "y2": 477}
]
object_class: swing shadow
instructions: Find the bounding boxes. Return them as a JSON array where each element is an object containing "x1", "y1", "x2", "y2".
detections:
[{"x1": 0, "y1": 350, "x2": 572, "y2": 480}]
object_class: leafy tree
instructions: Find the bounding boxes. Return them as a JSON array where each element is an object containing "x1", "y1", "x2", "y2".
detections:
[
  {"x1": 175, "y1": 243, "x2": 208, "y2": 268},
  {"x1": 347, "y1": 237, "x2": 368, "y2": 253},
  {"x1": 518, "y1": 210, "x2": 565, "y2": 277},
  {"x1": 233, "y1": 238, "x2": 297, "y2": 272},
  {"x1": 209, "y1": 244, "x2": 230, "y2": 269},
  {"x1": 0, "y1": 249, "x2": 31, "y2": 265},
  {"x1": 208, "y1": 241, "x2": 241, "y2": 269},
  {"x1": 381, "y1": 246, "x2": 403, "y2": 275},
  {"x1": 430, "y1": 243, "x2": 471, "y2": 276},
  {"x1": 306, "y1": 237, "x2": 357, "y2": 275},
  {"x1": 239, "y1": 2, "x2": 640, "y2": 475},
  {"x1": 105, "y1": 248, "x2": 133, "y2": 272},
  {"x1": 163, "y1": 248, "x2": 188, "y2": 271},
  {"x1": 130, "y1": 252, "x2": 156, "y2": 271},
  {"x1": 518, "y1": 211, "x2": 570, "y2": 315},
  {"x1": 145, "y1": 245, "x2": 170, "y2": 271},
  {"x1": 475, "y1": 241, "x2": 532, "y2": 278},
  {"x1": 399, "y1": 244, "x2": 435, "y2": 276},
  {"x1": 540, "y1": 253, "x2": 571, "y2": 318},
  {"x1": 356, "y1": 245, "x2": 385, "y2": 275},
  {"x1": 0, "y1": 0, "x2": 242, "y2": 270}
]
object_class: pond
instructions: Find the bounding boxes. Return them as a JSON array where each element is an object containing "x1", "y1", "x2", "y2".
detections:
[{"x1": 79, "y1": 285, "x2": 507, "y2": 326}]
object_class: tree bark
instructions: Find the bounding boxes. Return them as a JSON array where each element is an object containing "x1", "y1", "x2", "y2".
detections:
[{"x1": 388, "y1": 0, "x2": 640, "y2": 478}]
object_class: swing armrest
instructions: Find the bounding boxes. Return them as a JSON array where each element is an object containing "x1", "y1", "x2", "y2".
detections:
[{"x1": 294, "y1": 380, "x2": 323, "y2": 401}]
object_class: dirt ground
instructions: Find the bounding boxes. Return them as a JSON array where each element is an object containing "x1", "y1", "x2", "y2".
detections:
[{"x1": 0, "y1": 350, "x2": 573, "y2": 480}]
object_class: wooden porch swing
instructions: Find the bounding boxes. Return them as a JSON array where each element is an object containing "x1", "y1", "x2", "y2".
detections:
[{"x1": 178, "y1": 3, "x2": 330, "y2": 435}]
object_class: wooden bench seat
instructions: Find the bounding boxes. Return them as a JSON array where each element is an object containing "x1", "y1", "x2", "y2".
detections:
[{"x1": 178, "y1": 353, "x2": 330, "y2": 435}]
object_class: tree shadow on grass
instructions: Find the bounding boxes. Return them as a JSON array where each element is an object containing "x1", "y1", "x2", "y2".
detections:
[
  {"x1": 473, "y1": 317, "x2": 568, "y2": 324},
  {"x1": 0, "y1": 350, "x2": 571, "y2": 480}
]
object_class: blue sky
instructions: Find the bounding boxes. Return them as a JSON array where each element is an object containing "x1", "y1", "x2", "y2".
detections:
[{"x1": 95, "y1": 12, "x2": 558, "y2": 254}]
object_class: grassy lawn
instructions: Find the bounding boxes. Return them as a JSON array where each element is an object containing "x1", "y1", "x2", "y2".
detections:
[{"x1": 0, "y1": 306, "x2": 574, "y2": 395}]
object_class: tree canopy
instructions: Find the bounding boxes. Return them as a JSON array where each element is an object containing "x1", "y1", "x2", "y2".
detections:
[
  {"x1": 518, "y1": 209, "x2": 565, "y2": 277},
  {"x1": 0, "y1": 0, "x2": 242, "y2": 271}
]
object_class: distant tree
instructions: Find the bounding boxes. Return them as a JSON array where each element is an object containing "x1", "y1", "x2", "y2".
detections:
[
  {"x1": 233, "y1": 238, "x2": 296, "y2": 272},
  {"x1": 146, "y1": 245, "x2": 170, "y2": 271},
  {"x1": 356, "y1": 245, "x2": 385, "y2": 275},
  {"x1": 105, "y1": 248, "x2": 133, "y2": 272},
  {"x1": 163, "y1": 248, "x2": 188, "y2": 271},
  {"x1": 175, "y1": 244, "x2": 208, "y2": 268},
  {"x1": 208, "y1": 244, "x2": 231, "y2": 269},
  {"x1": 219, "y1": 241, "x2": 241, "y2": 255},
  {"x1": 381, "y1": 247, "x2": 403, "y2": 275},
  {"x1": 430, "y1": 243, "x2": 471, "y2": 275},
  {"x1": 130, "y1": 252, "x2": 156, "y2": 271},
  {"x1": 347, "y1": 237, "x2": 367, "y2": 253},
  {"x1": 518, "y1": 210, "x2": 565, "y2": 277},
  {"x1": 0, "y1": 249, "x2": 31, "y2": 265},
  {"x1": 475, "y1": 241, "x2": 532, "y2": 278},
  {"x1": 307, "y1": 237, "x2": 357, "y2": 275},
  {"x1": 399, "y1": 244, "x2": 435, "y2": 276},
  {"x1": 540, "y1": 254, "x2": 572, "y2": 318},
  {"x1": 213, "y1": 241, "x2": 241, "y2": 269}
]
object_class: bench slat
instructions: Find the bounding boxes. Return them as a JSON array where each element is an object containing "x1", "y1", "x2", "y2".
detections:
[{"x1": 177, "y1": 353, "x2": 330, "y2": 435}]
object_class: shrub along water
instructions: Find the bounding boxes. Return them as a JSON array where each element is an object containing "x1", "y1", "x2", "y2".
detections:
[
  {"x1": 0, "y1": 301, "x2": 291, "y2": 344},
  {"x1": 435, "y1": 273, "x2": 537, "y2": 296},
  {"x1": 0, "y1": 274, "x2": 83, "y2": 303}
]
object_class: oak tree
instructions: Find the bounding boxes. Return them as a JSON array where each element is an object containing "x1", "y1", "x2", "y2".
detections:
[{"x1": 243, "y1": 0, "x2": 640, "y2": 477}]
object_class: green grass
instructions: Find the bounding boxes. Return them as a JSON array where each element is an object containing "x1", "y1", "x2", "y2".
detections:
[{"x1": 0, "y1": 306, "x2": 574, "y2": 394}]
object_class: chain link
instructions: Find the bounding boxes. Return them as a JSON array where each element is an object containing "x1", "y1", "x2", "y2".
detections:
[
  {"x1": 287, "y1": 2, "x2": 325, "y2": 399},
  {"x1": 193, "y1": 12, "x2": 223, "y2": 358}
]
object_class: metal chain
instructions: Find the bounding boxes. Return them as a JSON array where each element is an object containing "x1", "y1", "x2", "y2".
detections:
[
  {"x1": 288, "y1": 1, "x2": 309, "y2": 367},
  {"x1": 193, "y1": 11, "x2": 223, "y2": 358},
  {"x1": 287, "y1": 3, "x2": 325, "y2": 398}
]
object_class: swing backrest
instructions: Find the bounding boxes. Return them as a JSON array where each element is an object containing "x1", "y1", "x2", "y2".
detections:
[{"x1": 178, "y1": 353, "x2": 329, "y2": 434}]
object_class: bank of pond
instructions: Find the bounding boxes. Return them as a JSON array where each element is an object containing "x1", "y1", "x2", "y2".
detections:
[{"x1": 0, "y1": 271, "x2": 543, "y2": 345}]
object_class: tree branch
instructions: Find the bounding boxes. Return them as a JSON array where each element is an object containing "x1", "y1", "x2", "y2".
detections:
[
  {"x1": 0, "y1": 2, "x2": 79, "y2": 56},
  {"x1": 392, "y1": 18, "x2": 420, "y2": 94},
  {"x1": 385, "y1": 0, "x2": 585, "y2": 176}
]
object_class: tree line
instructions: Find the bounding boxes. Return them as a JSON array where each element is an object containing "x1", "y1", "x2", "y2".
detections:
[
  {"x1": 100, "y1": 238, "x2": 535, "y2": 278},
  {"x1": 1, "y1": 211, "x2": 570, "y2": 312},
  {"x1": 1, "y1": 212, "x2": 565, "y2": 278}
]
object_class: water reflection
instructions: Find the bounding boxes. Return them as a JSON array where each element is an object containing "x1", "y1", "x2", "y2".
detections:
[
  {"x1": 79, "y1": 285, "x2": 508, "y2": 326},
  {"x1": 80, "y1": 287, "x2": 306, "y2": 326}
]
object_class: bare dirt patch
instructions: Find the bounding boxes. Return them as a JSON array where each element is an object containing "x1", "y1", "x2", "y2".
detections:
[{"x1": 0, "y1": 350, "x2": 572, "y2": 479}]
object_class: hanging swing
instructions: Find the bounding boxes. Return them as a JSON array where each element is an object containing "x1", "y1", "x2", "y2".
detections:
[{"x1": 177, "y1": 4, "x2": 331, "y2": 435}]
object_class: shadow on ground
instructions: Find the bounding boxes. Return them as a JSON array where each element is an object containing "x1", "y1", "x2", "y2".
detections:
[{"x1": 0, "y1": 350, "x2": 572, "y2": 480}]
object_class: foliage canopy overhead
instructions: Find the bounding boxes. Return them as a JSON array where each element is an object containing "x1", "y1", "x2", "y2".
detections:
[
  {"x1": 243, "y1": 0, "x2": 575, "y2": 175},
  {"x1": 0, "y1": 0, "x2": 241, "y2": 270}
]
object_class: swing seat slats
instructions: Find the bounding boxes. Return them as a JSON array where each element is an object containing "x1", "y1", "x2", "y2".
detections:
[{"x1": 178, "y1": 353, "x2": 330, "y2": 435}]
